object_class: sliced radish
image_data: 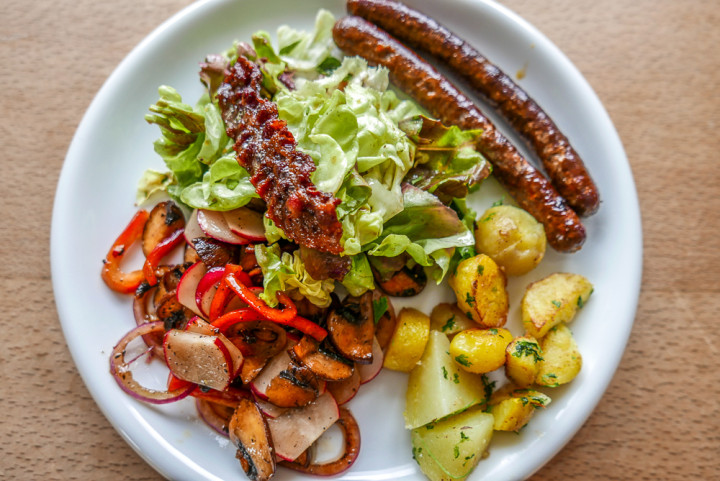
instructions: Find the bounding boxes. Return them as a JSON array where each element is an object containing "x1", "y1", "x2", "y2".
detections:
[
  {"x1": 268, "y1": 392, "x2": 340, "y2": 462},
  {"x1": 163, "y1": 329, "x2": 243, "y2": 391},
  {"x1": 250, "y1": 350, "x2": 293, "y2": 401},
  {"x1": 254, "y1": 397, "x2": 289, "y2": 419},
  {"x1": 176, "y1": 262, "x2": 206, "y2": 317},
  {"x1": 197, "y1": 209, "x2": 251, "y2": 245},
  {"x1": 184, "y1": 316, "x2": 219, "y2": 336},
  {"x1": 184, "y1": 209, "x2": 206, "y2": 245},
  {"x1": 326, "y1": 368, "x2": 361, "y2": 405},
  {"x1": 223, "y1": 207, "x2": 266, "y2": 242},
  {"x1": 194, "y1": 266, "x2": 226, "y2": 317},
  {"x1": 357, "y1": 336, "x2": 384, "y2": 384}
]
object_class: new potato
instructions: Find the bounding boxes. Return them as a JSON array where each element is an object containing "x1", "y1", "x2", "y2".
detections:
[
  {"x1": 522, "y1": 272, "x2": 593, "y2": 338},
  {"x1": 489, "y1": 385, "x2": 551, "y2": 432},
  {"x1": 449, "y1": 328, "x2": 512, "y2": 374},
  {"x1": 449, "y1": 254, "x2": 508, "y2": 328},
  {"x1": 429, "y1": 303, "x2": 476, "y2": 337},
  {"x1": 384, "y1": 307, "x2": 430, "y2": 372},
  {"x1": 505, "y1": 336, "x2": 543, "y2": 388},
  {"x1": 535, "y1": 323, "x2": 582, "y2": 386}
]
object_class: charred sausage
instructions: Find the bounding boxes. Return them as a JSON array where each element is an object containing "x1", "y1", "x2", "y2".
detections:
[
  {"x1": 347, "y1": 0, "x2": 600, "y2": 217},
  {"x1": 333, "y1": 16, "x2": 586, "y2": 252}
]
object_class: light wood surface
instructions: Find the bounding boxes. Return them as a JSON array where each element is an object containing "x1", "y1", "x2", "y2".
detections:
[{"x1": 1, "y1": 0, "x2": 718, "y2": 479}]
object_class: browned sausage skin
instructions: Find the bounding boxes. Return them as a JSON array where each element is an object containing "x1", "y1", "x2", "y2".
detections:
[
  {"x1": 332, "y1": 16, "x2": 586, "y2": 252},
  {"x1": 347, "y1": 0, "x2": 600, "y2": 217}
]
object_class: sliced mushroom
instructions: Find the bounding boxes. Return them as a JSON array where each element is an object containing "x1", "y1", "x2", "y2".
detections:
[
  {"x1": 142, "y1": 201, "x2": 185, "y2": 257},
  {"x1": 299, "y1": 245, "x2": 351, "y2": 281},
  {"x1": 289, "y1": 336, "x2": 354, "y2": 381},
  {"x1": 184, "y1": 243, "x2": 201, "y2": 264},
  {"x1": 155, "y1": 290, "x2": 194, "y2": 331},
  {"x1": 374, "y1": 263, "x2": 427, "y2": 297},
  {"x1": 227, "y1": 321, "x2": 287, "y2": 384},
  {"x1": 228, "y1": 398, "x2": 276, "y2": 481},
  {"x1": 264, "y1": 361, "x2": 320, "y2": 408},
  {"x1": 327, "y1": 292, "x2": 374, "y2": 364},
  {"x1": 192, "y1": 237, "x2": 239, "y2": 268}
]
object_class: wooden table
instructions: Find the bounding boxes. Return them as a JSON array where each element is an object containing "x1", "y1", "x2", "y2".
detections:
[{"x1": 1, "y1": 0, "x2": 718, "y2": 479}]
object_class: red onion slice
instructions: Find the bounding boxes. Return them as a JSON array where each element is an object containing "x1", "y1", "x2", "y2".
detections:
[{"x1": 109, "y1": 321, "x2": 195, "y2": 404}]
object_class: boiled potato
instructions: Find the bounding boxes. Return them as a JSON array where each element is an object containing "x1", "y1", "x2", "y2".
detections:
[
  {"x1": 430, "y1": 303, "x2": 476, "y2": 337},
  {"x1": 384, "y1": 308, "x2": 430, "y2": 372},
  {"x1": 535, "y1": 323, "x2": 582, "y2": 387},
  {"x1": 489, "y1": 385, "x2": 551, "y2": 432},
  {"x1": 449, "y1": 328, "x2": 512, "y2": 374},
  {"x1": 475, "y1": 205, "x2": 546, "y2": 276},
  {"x1": 522, "y1": 272, "x2": 593, "y2": 339},
  {"x1": 505, "y1": 336, "x2": 543, "y2": 388},
  {"x1": 411, "y1": 407, "x2": 494, "y2": 481},
  {"x1": 449, "y1": 254, "x2": 508, "y2": 328},
  {"x1": 405, "y1": 331, "x2": 487, "y2": 429}
]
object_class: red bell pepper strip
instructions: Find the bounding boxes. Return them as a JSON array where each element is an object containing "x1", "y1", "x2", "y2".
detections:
[
  {"x1": 142, "y1": 228, "x2": 185, "y2": 286},
  {"x1": 208, "y1": 265, "x2": 251, "y2": 321},
  {"x1": 225, "y1": 273, "x2": 298, "y2": 322},
  {"x1": 102, "y1": 210, "x2": 149, "y2": 294},
  {"x1": 212, "y1": 307, "x2": 267, "y2": 334}
]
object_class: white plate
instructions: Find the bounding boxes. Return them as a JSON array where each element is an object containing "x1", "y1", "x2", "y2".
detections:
[{"x1": 51, "y1": 0, "x2": 642, "y2": 480}]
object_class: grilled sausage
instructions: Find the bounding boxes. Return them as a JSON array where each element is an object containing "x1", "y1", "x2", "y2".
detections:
[
  {"x1": 333, "y1": 16, "x2": 586, "y2": 252},
  {"x1": 347, "y1": 0, "x2": 600, "y2": 217}
]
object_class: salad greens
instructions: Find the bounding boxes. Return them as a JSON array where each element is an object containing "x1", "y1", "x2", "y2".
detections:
[{"x1": 139, "y1": 10, "x2": 490, "y2": 306}]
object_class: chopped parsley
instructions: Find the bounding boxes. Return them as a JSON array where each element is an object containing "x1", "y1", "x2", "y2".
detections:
[
  {"x1": 481, "y1": 212, "x2": 497, "y2": 223},
  {"x1": 477, "y1": 264, "x2": 485, "y2": 275},
  {"x1": 481, "y1": 374, "x2": 496, "y2": 401},
  {"x1": 542, "y1": 373, "x2": 559, "y2": 387},
  {"x1": 488, "y1": 328, "x2": 498, "y2": 335},
  {"x1": 512, "y1": 340, "x2": 544, "y2": 362},
  {"x1": 453, "y1": 373, "x2": 460, "y2": 384},
  {"x1": 466, "y1": 311, "x2": 474, "y2": 320},
  {"x1": 551, "y1": 299, "x2": 562, "y2": 308},
  {"x1": 465, "y1": 292, "x2": 476, "y2": 307},
  {"x1": 492, "y1": 197, "x2": 504, "y2": 207},
  {"x1": 411, "y1": 446, "x2": 422, "y2": 462},
  {"x1": 453, "y1": 445, "x2": 460, "y2": 459},
  {"x1": 455, "y1": 354, "x2": 472, "y2": 367},
  {"x1": 577, "y1": 296, "x2": 585, "y2": 308},
  {"x1": 463, "y1": 453, "x2": 476, "y2": 466},
  {"x1": 426, "y1": 424, "x2": 435, "y2": 430},
  {"x1": 441, "y1": 366, "x2": 449, "y2": 380},
  {"x1": 441, "y1": 315, "x2": 456, "y2": 332},
  {"x1": 460, "y1": 431, "x2": 469, "y2": 442},
  {"x1": 372, "y1": 297, "x2": 389, "y2": 324}
]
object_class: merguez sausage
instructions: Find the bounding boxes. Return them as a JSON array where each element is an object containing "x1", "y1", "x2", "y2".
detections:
[
  {"x1": 332, "y1": 16, "x2": 586, "y2": 252},
  {"x1": 347, "y1": 0, "x2": 600, "y2": 217}
]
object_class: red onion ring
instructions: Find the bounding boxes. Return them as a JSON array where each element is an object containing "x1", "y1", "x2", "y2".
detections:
[
  {"x1": 196, "y1": 399, "x2": 234, "y2": 437},
  {"x1": 109, "y1": 321, "x2": 195, "y2": 404},
  {"x1": 132, "y1": 286, "x2": 164, "y2": 358}
]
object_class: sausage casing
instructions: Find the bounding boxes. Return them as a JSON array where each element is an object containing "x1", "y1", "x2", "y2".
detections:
[
  {"x1": 347, "y1": 0, "x2": 600, "y2": 217},
  {"x1": 333, "y1": 16, "x2": 586, "y2": 252}
]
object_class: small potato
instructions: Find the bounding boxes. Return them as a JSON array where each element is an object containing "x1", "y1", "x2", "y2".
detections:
[
  {"x1": 449, "y1": 254, "x2": 508, "y2": 328},
  {"x1": 522, "y1": 272, "x2": 594, "y2": 339},
  {"x1": 384, "y1": 308, "x2": 430, "y2": 372},
  {"x1": 429, "y1": 303, "x2": 476, "y2": 337},
  {"x1": 535, "y1": 323, "x2": 582, "y2": 387},
  {"x1": 475, "y1": 205, "x2": 546, "y2": 276},
  {"x1": 505, "y1": 336, "x2": 543, "y2": 388},
  {"x1": 489, "y1": 385, "x2": 551, "y2": 432},
  {"x1": 449, "y1": 328, "x2": 512, "y2": 374}
]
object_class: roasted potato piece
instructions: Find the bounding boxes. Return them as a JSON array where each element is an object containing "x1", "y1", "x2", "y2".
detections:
[
  {"x1": 489, "y1": 385, "x2": 551, "y2": 432},
  {"x1": 475, "y1": 205, "x2": 546, "y2": 276},
  {"x1": 449, "y1": 328, "x2": 512, "y2": 374},
  {"x1": 448, "y1": 254, "x2": 508, "y2": 328},
  {"x1": 384, "y1": 308, "x2": 430, "y2": 372},
  {"x1": 429, "y1": 303, "x2": 476, "y2": 337},
  {"x1": 535, "y1": 323, "x2": 582, "y2": 387},
  {"x1": 505, "y1": 336, "x2": 543, "y2": 388},
  {"x1": 411, "y1": 407, "x2": 494, "y2": 481},
  {"x1": 522, "y1": 272, "x2": 593, "y2": 338},
  {"x1": 405, "y1": 331, "x2": 487, "y2": 430}
]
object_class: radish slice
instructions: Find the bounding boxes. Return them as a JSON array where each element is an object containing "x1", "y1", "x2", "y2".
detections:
[
  {"x1": 194, "y1": 266, "x2": 226, "y2": 317},
  {"x1": 184, "y1": 209, "x2": 206, "y2": 245},
  {"x1": 250, "y1": 350, "x2": 293, "y2": 400},
  {"x1": 326, "y1": 368, "x2": 360, "y2": 405},
  {"x1": 357, "y1": 336, "x2": 384, "y2": 384},
  {"x1": 254, "y1": 397, "x2": 289, "y2": 419},
  {"x1": 163, "y1": 329, "x2": 243, "y2": 391},
  {"x1": 222, "y1": 207, "x2": 266, "y2": 242},
  {"x1": 268, "y1": 392, "x2": 340, "y2": 462},
  {"x1": 176, "y1": 262, "x2": 206, "y2": 317},
  {"x1": 197, "y1": 209, "x2": 251, "y2": 245},
  {"x1": 184, "y1": 316, "x2": 219, "y2": 336}
]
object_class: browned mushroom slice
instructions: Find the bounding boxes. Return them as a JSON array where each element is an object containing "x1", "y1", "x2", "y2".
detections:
[
  {"x1": 264, "y1": 361, "x2": 320, "y2": 408},
  {"x1": 298, "y1": 245, "x2": 351, "y2": 281},
  {"x1": 371, "y1": 290, "x2": 397, "y2": 352},
  {"x1": 155, "y1": 289, "x2": 194, "y2": 331},
  {"x1": 227, "y1": 321, "x2": 288, "y2": 385},
  {"x1": 192, "y1": 237, "x2": 239, "y2": 268},
  {"x1": 374, "y1": 263, "x2": 427, "y2": 297},
  {"x1": 327, "y1": 292, "x2": 374, "y2": 364},
  {"x1": 228, "y1": 398, "x2": 276, "y2": 481},
  {"x1": 289, "y1": 336, "x2": 354, "y2": 381},
  {"x1": 184, "y1": 243, "x2": 201, "y2": 264},
  {"x1": 142, "y1": 201, "x2": 185, "y2": 257}
]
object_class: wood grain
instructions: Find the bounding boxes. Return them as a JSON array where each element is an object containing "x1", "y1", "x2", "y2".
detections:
[{"x1": 1, "y1": 0, "x2": 718, "y2": 480}]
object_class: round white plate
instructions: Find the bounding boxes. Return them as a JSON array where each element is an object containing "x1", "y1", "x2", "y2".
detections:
[{"x1": 51, "y1": 0, "x2": 642, "y2": 480}]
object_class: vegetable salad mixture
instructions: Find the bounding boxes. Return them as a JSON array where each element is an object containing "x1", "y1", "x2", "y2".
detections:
[{"x1": 103, "y1": 5, "x2": 596, "y2": 481}]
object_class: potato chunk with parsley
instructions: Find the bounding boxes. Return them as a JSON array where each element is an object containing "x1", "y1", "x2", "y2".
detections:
[
  {"x1": 505, "y1": 336, "x2": 543, "y2": 388},
  {"x1": 535, "y1": 323, "x2": 582, "y2": 387},
  {"x1": 429, "y1": 303, "x2": 476, "y2": 337},
  {"x1": 411, "y1": 407, "x2": 494, "y2": 481},
  {"x1": 521, "y1": 272, "x2": 593, "y2": 339},
  {"x1": 383, "y1": 308, "x2": 430, "y2": 372},
  {"x1": 489, "y1": 385, "x2": 551, "y2": 432},
  {"x1": 448, "y1": 254, "x2": 508, "y2": 328},
  {"x1": 449, "y1": 328, "x2": 513, "y2": 374}
]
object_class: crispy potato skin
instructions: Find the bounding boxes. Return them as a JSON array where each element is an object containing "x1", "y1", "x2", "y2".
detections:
[
  {"x1": 449, "y1": 328, "x2": 512, "y2": 374},
  {"x1": 522, "y1": 272, "x2": 593, "y2": 338},
  {"x1": 505, "y1": 336, "x2": 542, "y2": 388},
  {"x1": 535, "y1": 323, "x2": 582, "y2": 386},
  {"x1": 475, "y1": 205, "x2": 546, "y2": 276},
  {"x1": 449, "y1": 255, "x2": 509, "y2": 328}
]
